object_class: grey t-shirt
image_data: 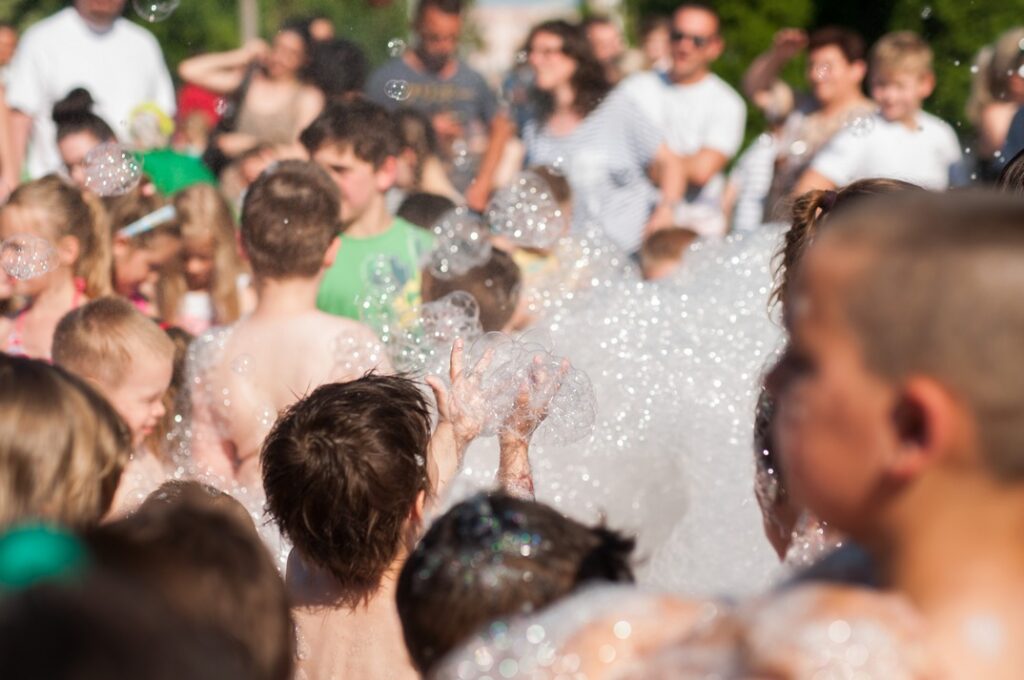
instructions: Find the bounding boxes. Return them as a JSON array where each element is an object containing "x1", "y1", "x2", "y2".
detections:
[{"x1": 367, "y1": 56, "x2": 497, "y2": 127}]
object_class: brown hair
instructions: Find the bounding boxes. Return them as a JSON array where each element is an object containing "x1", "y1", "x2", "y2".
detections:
[
  {"x1": 300, "y1": 99, "x2": 401, "y2": 169},
  {"x1": 261, "y1": 375, "x2": 432, "y2": 606},
  {"x1": 0, "y1": 355, "x2": 130, "y2": 528},
  {"x1": 396, "y1": 492, "x2": 635, "y2": 673},
  {"x1": 157, "y1": 184, "x2": 245, "y2": 325},
  {"x1": 52, "y1": 296, "x2": 175, "y2": 389},
  {"x1": 527, "y1": 20, "x2": 612, "y2": 122},
  {"x1": 3, "y1": 175, "x2": 112, "y2": 298},
  {"x1": 104, "y1": 180, "x2": 179, "y2": 248},
  {"x1": 86, "y1": 481, "x2": 294, "y2": 680},
  {"x1": 641, "y1": 227, "x2": 699, "y2": 263},
  {"x1": 807, "y1": 26, "x2": 866, "y2": 64},
  {"x1": 773, "y1": 179, "x2": 924, "y2": 319},
  {"x1": 816, "y1": 193, "x2": 1024, "y2": 478},
  {"x1": 966, "y1": 27, "x2": 1024, "y2": 125},
  {"x1": 870, "y1": 31, "x2": 933, "y2": 78},
  {"x1": 240, "y1": 160, "x2": 341, "y2": 280},
  {"x1": 421, "y1": 249, "x2": 522, "y2": 332},
  {"x1": 528, "y1": 165, "x2": 573, "y2": 213}
]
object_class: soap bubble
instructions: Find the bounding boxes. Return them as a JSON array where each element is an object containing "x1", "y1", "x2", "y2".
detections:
[
  {"x1": 387, "y1": 38, "x2": 406, "y2": 57},
  {"x1": 426, "y1": 207, "x2": 493, "y2": 279},
  {"x1": 1, "y1": 234, "x2": 59, "y2": 281},
  {"x1": 486, "y1": 171, "x2": 567, "y2": 250},
  {"x1": 385, "y1": 79, "x2": 411, "y2": 101},
  {"x1": 844, "y1": 112, "x2": 875, "y2": 138},
  {"x1": 331, "y1": 333, "x2": 386, "y2": 378},
  {"x1": 230, "y1": 354, "x2": 253, "y2": 376},
  {"x1": 132, "y1": 0, "x2": 180, "y2": 22},
  {"x1": 83, "y1": 142, "x2": 142, "y2": 197},
  {"x1": 920, "y1": 5, "x2": 932, "y2": 19},
  {"x1": 389, "y1": 291, "x2": 484, "y2": 376}
]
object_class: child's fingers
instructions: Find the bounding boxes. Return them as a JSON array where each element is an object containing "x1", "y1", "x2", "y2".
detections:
[{"x1": 426, "y1": 375, "x2": 450, "y2": 422}]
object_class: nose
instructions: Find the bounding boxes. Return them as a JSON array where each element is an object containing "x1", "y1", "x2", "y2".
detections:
[{"x1": 153, "y1": 399, "x2": 167, "y2": 420}]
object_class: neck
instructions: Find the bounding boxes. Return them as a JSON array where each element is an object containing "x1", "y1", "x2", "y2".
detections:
[
  {"x1": 252, "y1": 276, "x2": 322, "y2": 316},
  {"x1": 343, "y1": 196, "x2": 392, "y2": 238},
  {"x1": 33, "y1": 270, "x2": 77, "y2": 311},
  {"x1": 287, "y1": 550, "x2": 404, "y2": 610},
  {"x1": 553, "y1": 83, "x2": 576, "y2": 114},
  {"x1": 673, "y1": 67, "x2": 708, "y2": 86},
  {"x1": 74, "y1": 6, "x2": 116, "y2": 31}
]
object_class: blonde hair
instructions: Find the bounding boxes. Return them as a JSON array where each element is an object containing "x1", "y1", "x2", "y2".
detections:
[
  {"x1": 3, "y1": 175, "x2": 112, "y2": 298},
  {"x1": 870, "y1": 31, "x2": 933, "y2": 78},
  {"x1": 157, "y1": 184, "x2": 244, "y2": 325},
  {"x1": 0, "y1": 355, "x2": 131, "y2": 528},
  {"x1": 965, "y1": 27, "x2": 1024, "y2": 126},
  {"x1": 104, "y1": 180, "x2": 178, "y2": 248},
  {"x1": 52, "y1": 296, "x2": 175, "y2": 389}
]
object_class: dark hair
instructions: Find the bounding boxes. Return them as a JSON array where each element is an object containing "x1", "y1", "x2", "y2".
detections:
[
  {"x1": 300, "y1": 99, "x2": 401, "y2": 169},
  {"x1": 639, "y1": 14, "x2": 671, "y2": 40},
  {"x1": 527, "y1": 20, "x2": 612, "y2": 122},
  {"x1": 415, "y1": 0, "x2": 463, "y2": 22},
  {"x1": 421, "y1": 248, "x2": 522, "y2": 332},
  {"x1": 0, "y1": 575, "x2": 255, "y2": 680},
  {"x1": 397, "y1": 191, "x2": 457, "y2": 230},
  {"x1": 86, "y1": 481, "x2": 294, "y2": 680},
  {"x1": 641, "y1": 227, "x2": 699, "y2": 262},
  {"x1": 51, "y1": 88, "x2": 116, "y2": 144},
  {"x1": 309, "y1": 38, "x2": 369, "y2": 99},
  {"x1": 396, "y1": 492, "x2": 635, "y2": 673},
  {"x1": 261, "y1": 375, "x2": 432, "y2": 606},
  {"x1": 528, "y1": 165, "x2": 572, "y2": 207},
  {"x1": 808, "y1": 26, "x2": 867, "y2": 64},
  {"x1": 997, "y1": 146, "x2": 1024, "y2": 195},
  {"x1": 240, "y1": 160, "x2": 341, "y2": 279},
  {"x1": 581, "y1": 14, "x2": 616, "y2": 32}
]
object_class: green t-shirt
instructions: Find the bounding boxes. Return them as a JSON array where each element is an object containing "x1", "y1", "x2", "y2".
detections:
[
  {"x1": 139, "y1": 149, "x2": 216, "y2": 196},
  {"x1": 317, "y1": 217, "x2": 435, "y2": 320}
]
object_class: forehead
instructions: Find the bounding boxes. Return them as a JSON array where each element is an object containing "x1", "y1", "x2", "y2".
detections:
[
  {"x1": 313, "y1": 143, "x2": 372, "y2": 168},
  {"x1": 274, "y1": 30, "x2": 305, "y2": 50},
  {"x1": 808, "y1": 44, "x2": 850, "y2": 64},
  {"x1": 673, "y1": 7, "x2": 718, "y2": 33},
  {"x1": 418, "y1": 7, "x2": 460, "y2": 33}
]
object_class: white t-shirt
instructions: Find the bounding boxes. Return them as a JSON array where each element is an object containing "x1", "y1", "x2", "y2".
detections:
[
  {"x1": 810, "y1": 111, "x2": 962, "y2": 190},
  {"x1": 6, "y1": 8, "x2": 176, "y2": 178}
]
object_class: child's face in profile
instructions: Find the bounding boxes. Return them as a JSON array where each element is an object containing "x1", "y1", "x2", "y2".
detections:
[
  {"x1": 113, "y1": 234, "x2": 181, "y2": 297},
  {"x1": 312, "y1": 143, "x2": 392, "y2": 228},
  {"x1": 103, "y1": 350, "x2": 173, "y2": 447},
  {"x1": 182, "y1": 234, "x2": 216, "y2": 290},
  {"x1": 870, "y1": 68, "x2": 934, "y2": 125}
]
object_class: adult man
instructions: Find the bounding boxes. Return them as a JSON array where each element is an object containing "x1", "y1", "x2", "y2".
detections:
[
  {"x1": 6, "y1": 0, "x2": 175, "y2": 179},
  {"x1": 366, "y1": 0, "x2": 496, "y2": 192},
  {"x1": 743, "y1": 27, "x2": 871, "y2": 219},
  {"x1": 661, "y1": 3, "x2": 746, "y2": 237}
]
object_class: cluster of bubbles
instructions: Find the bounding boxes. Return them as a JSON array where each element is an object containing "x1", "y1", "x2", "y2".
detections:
[
  {"x1": 131, "y1": 0, "x2": 180, "y2": 23},
  {"x1": 486, "y1": 171, "x2": 566, "y2": 250},
  {"x1": 0, "y1": 234, "x2": 58, "y2": 281},
  {"x1": 387, "y1": 38, "x2": 407, "y2": 57},
  {"x1": 426, "y1": 207, "x2": 493, "y2": 279},
  {"x1": 83, "y1": 142, "x2": 143, "y2": 197},
  {"x1": 389, "y1": 292, "x2": 484, "y2": 377},
  {"x1": 451, "y1": 331, "x2": 596, "y2": 446},
  {"x1": 386, "y1": 79, "x2": 411, "y2": 101},
  {"x1": 844, "y1": 111, "x2": 876, "y2": 138}
]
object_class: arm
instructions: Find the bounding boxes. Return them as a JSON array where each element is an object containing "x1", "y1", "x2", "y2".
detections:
[
  {"x1": 424, "y1": 339, "x2": 482, "y2": 501},
  {"x1": 178, "y1": 40, "x2": 266, "y2": 95},
  {"x1": 682, "y1": 148, "x2": 729, "y2": 190},
  {"x1": 792, "y1": 168, "x2": 836, "y2": 196},
  {"x1": 646, "y1": 143, "x2": 687, "y2": 234},
  {"x1": 6, "y1": 109, "x2": 31, "y2": 187},
  {"x1": 0, "y1": 88, "x2": 14, "y2": 200},
  {"x1": 742, "y1": 29, "x2": 807, "y2": 100},
  {"x1": 465, "y1": 110, "x2": 515, "y2": 212}
]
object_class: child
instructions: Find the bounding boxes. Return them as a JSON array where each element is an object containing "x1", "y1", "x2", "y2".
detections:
[
  {"x1": 393, "y1": 108, "x2": 462, "y2": 205},
  {"x1": 187, "y1": 160, "x2": 390, "y2": 491},
  {"x1": 777, "y1": 191, "x2": 1024, "y2": 678},
  {"x1": 0, "y1": 176, "x2": 110, "y2": 359},
  {"x1": 156, "y1": 184, "x2": 252, "y2": 335},
  {"x1": 420, "y1": 248, "x2": 524, "y2": 332},
  {"x1": 0, "y1": 354, "x2": 130, "y2": 528},
  {"x1": 104, "y1": 182, "x2": 182, "y2": 317},
  {"x1": 795, "y1": 31, "x2": 962, "y2": 193},
  {"x1": 300, "y1": 100, "x2": 435, "y2": 320},
  {"x1": 52, "y1": 296, "x2": 175, "y2": 516},
  {"x1": 395, "y1": 191, "x2": 456, "y2": 230},
  {"x1": 639, "y1": 226, "x2": 699, "y2": 281}
]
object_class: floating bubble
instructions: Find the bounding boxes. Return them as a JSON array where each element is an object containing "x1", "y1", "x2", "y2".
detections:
[
  {"x1": 844, "y1": 113, "x2": 875, "y2": 138},
  {"x1": 385, "y1": 79, "x2": 411, "y2": 101},
  {"x1": 515, "y1": 50, "x2": 528, "y2": 65},
  {"x1": 387, "y1": 38, "x2": 406, "y2": 57},
  {"x1": 83, "y1": 142, "x2": 143, "y2": 197},
  {"x1": 486, "y1": 171, "x2": 567, "y2": 250},
  {"x1": 331, "y1": 333, "x2": 386, "y2": 378},
  {"x1": 920, "y1": 5, "x2": 932, "y2": 19},
  {"x1": 388, "y1": 291, "x2": 484, "y2": 376},
  {"x1": 0, "y1": 234, "x2": 59, "y2": 281},
  {"x1": 132, "y1": 0, "x2": 180, "y2": 22},
  {"x1": 426, "y1": 207, "x2": 493, "y2": 280}
]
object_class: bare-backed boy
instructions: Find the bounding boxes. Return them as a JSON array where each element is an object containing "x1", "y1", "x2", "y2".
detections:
[{"x1": 187, "y1": 160, "x2": 390, "y2": 490}]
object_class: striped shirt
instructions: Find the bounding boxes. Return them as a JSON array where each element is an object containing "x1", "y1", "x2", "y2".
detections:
[{"x1": 523, "y1": 86, "x2": 663, "y2": 253}]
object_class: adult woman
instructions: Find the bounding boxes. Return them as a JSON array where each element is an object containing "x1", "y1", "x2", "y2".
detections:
[
  {"x1": 522, "y1": 20, "x2": 679, "y2": 253},
  {"x1": 178, "y1": 22, "x2": 324, "y2": 166},
  {"x1": 965, "y1": 27, "x2": 1024, "y2": 181}
]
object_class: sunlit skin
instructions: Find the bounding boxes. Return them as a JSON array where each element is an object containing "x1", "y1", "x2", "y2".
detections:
[
  {"x1": 58, "y1": 130, "x2": 105, "y2": 189},
  {"x1": 527, "y1": 32, "x2": 577, "y2": 96},
  {"x1": 870, "y1": 69, "x2": 935, "y2": 128},
  {"x1": 99, "y1": 349, "x2": 173, "y2": 447},
  {"x1": 0, "y1": 25, "x2": 18, "y2": 67},
  {"x1": 264, "y1": 30, "x2": 307, "y2": 80},
  {"x1": 310, "y1": 143, "x2": 396, "y2": 235},
  {"x1": 670, "y1": 7, "x2": 723, "y2": 85},
  {"x1": 807, "y1": 44, "x2": 867, "y2": 110},
  {"x1": 112, "y1": 233, "x2": 182, "y2": 299},
  {"x1": 182, "y1": 234, "x2": 216, "y2": 291}
]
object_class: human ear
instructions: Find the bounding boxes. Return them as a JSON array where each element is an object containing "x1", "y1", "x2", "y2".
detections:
[
  {"x1": 887, "y1": 377, "x2": 954, "y2": 481},
  {"x1": 917, "y1": 72, "x2": 936, "y2": 100},
  {"x1": 375, "y1": 156, "x2": 398, "y2": 193},
  {"x1": 323, "y1": 236, "x2": 341, "y2": 269},
  {"x1": 56, "y1": 234, "x2": 82, "y2": 267}
]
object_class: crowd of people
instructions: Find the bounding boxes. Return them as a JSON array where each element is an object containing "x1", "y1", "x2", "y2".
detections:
[{"x1": 3, "y1": 0, "x2": 1024, "y2": 678}]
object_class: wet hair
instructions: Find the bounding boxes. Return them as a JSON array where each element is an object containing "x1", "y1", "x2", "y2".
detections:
[
  {"x1": 0, "y1": 355, "x2": 130, "y2": 529},
  {"x1": 807, "y1": 26, "x2": 866, "y2": 64},
  {"x1": 86, "y1": 481, "x2": 294, "y2": 680},
  {"x1": 300, "y1": 99, "x2": 401, "y2": 169},
  {"x1": 309, "y1": 38, "x2": 369, "y2": 99},
  {"x1": 397, "y1": 191, "x2": 457, "y2": 230},
  {"x1": 261, "y1": 375, "x2": 432, "y2": 606},
  {"x1": 773, "y1": 179, "x2": 924, "y2": 321},
  {"x1": 394, "y1": 107, "x2": 441, "y2": 185},
  {"x1": 415, "y1": 0, "x2": 463, "y2": 22},
  {"x1": 396, "y1": 492, "x2": 635, "y2": 674},
  {"x1": 0, "y1": 574, "x2": 254, "y2": 680},
  {"x1": 53, "y1": 296, "x2": 175, "y2": 389},
  {"x1": 3, "y1": 175, "x2": 112, "y2": 298},
  {"x1": 870, "y1": 31, "x2": 933, "y2": 78},
  {"x1": 51, "y1": 87, "x2": 116, "y2": 144},
  {"x1": 641, "y1": 227, "x2": 699, "y2": 264},
  {"x1": 997, "y1": 146, "x2": 1024, "y2": 194},
  {"x1": 421, "y1": 249, "x2": 522, "y2": 332},
  {"x1": 527, "y1": 20, "x2": 612, "y2": 123},
  {"x1": 240, "y1": 160, "x2": 341, "y2": 279},
  {"x1": 818, "y1": 191, "x2": 1024, "y2": 479}
]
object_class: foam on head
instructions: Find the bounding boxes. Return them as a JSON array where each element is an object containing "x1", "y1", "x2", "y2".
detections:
[{"x1": 422, "y1": 248, "x2": 522, "y2": 332}]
